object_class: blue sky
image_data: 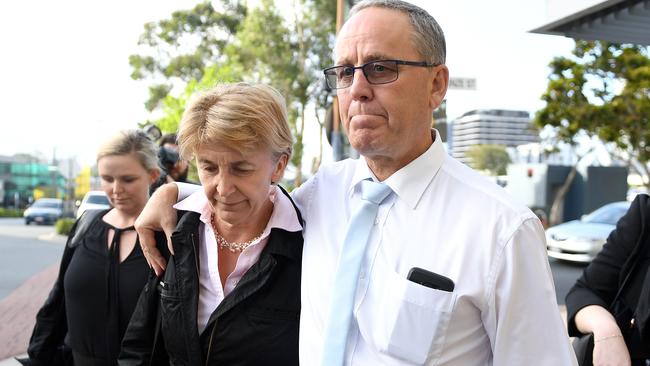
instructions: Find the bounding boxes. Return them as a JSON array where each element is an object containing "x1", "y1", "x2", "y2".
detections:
[{"x1": 0, "y1": 0, "x2": 575, "y2": 167}]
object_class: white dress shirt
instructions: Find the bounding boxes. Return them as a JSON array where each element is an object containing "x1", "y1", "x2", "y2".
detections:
[{"x1": 292, "y1": 131, "x2": 577, "y2": 366}]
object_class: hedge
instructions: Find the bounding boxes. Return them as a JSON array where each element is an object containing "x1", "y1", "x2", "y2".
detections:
[
  {"x1": 55, "y1": 218, "x2": 76, "y2": 236},
  {"x1": 0, "y1": 208, "x2": 24, "y2": 218}
]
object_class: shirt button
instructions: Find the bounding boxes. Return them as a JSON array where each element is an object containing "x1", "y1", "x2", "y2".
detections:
[{"x1": 374, "y1": 218, "x2": 380, "y2": 225}]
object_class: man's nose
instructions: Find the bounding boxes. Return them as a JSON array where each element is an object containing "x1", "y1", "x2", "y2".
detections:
[{"x1": 348, "y1": 67, "x2": 373, "y2": 101}]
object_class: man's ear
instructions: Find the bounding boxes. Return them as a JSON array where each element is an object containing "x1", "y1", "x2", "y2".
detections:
[
  {"x1": 429, "y1": 64, "x2": 449, "y2": 110},
  {"x1": 149, "y1": 169, "x2": 161, "y2": 184},
  {"x1": 271, "y1": 153, "x2": 289, "y2": 184}
]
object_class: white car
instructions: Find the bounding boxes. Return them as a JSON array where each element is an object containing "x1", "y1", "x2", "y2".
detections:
[
  {"x1": 546, "y1": 201, "x2": 630, "y2": 263},
  {"x1": 76, "y1": 191, "x2": 111, "y2": 218}
]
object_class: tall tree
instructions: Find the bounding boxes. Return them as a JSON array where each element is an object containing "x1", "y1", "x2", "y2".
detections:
[
  {"x1": 534, "y1": 40, "x2": 650, "y2": 224},
  {"x1": 132, "y1": 0, "x2": 336, "y2": 188},
  {"x1": 228, "y1": 0, "x2": 335, "y2": 187},
  {"x1": 129, "y1": 1, "x2": 246, "y2": 112}
]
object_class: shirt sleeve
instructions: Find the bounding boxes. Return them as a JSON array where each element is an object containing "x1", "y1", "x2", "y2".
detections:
[
  {"x1": 485, "y1": 217, "x2": 578, "y2": 365},
  {"x1": 176, "y1": 182, "x2": 201, "y2": 202},
  {"x1": 289, "y1": 173, "x2": 318, "y2": 226}
]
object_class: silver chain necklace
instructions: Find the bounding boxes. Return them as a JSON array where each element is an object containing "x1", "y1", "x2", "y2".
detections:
[{"x1": 210, "y1": 214, "x2": 263, "y2": 252}]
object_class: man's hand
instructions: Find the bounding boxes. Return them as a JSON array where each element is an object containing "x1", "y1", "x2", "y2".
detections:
[{"x1": 136, "y1": 183, "x2": 180, "y2": 277}]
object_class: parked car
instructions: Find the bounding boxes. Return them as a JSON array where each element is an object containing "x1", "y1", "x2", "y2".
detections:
[
  {"x1": 24, "y1": 198, "x2": 64, "y2": 225},
  {"x1": 76, "y1": 191, "x2": 111, "y2": 218},
  {"x1": 546, "y1": 201, "x2": 631, "y2": 263}
]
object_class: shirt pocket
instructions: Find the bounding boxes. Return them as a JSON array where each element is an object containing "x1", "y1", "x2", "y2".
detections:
[{"x1": 378, "y1": 269, "x2": 457, "y2": 364}]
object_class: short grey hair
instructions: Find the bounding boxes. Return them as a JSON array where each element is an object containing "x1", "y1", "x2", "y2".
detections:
[{"x1": 349, "y1": 0, "x2": 446, "y2": 65}]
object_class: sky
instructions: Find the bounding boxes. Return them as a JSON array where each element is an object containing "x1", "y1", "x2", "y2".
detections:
[{"x1": 0, "y1": 0, "x2": 577, "y2": 169}]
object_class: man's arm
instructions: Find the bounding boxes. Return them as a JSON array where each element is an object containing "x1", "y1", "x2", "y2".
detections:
[
  {"x1": 136, "y1": 182, "x2": 200, "y2": 276},
  {"x1": 486, "y1": 218, "x2": 578, "y2": 365}
]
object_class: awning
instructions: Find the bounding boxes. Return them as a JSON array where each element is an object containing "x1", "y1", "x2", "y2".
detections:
[{"x1": 530, "y1": 0, "x2": 650, "y2": 45}]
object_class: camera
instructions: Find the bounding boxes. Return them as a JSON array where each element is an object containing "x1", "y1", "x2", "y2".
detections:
[{"x1": 158, "y1": 146, "x2": 180, "y2": 176}]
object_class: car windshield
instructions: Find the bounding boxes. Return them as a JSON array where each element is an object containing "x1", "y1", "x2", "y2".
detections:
[
  {"x1": 32, "y1": 201, "x2": 62, "y2": 209},
  {"x1": 87, "y1": 195, "x2": 109, "y2": 205},
  {"x1": 582, "y1": 203, "x2": 629, "y2": 225}
]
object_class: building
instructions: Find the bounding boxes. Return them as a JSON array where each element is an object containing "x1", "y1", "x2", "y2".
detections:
[
  {"x1": 0, "y1": 154, "x2": 66, "y2": 208},
  {"x1": 531, "y1": 0, "x2": 650, "y2": 46},
  {"x1": 450, "y1": 109, "x2": 540, "y2": 164}
]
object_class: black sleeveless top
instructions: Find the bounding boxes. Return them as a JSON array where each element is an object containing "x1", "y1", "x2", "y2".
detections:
[{"x1": 63, "y1": 211, "x2": 149, "y2": 365}]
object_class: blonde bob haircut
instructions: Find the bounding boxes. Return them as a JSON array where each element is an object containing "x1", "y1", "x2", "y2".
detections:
[
  {"x1": 96, "y1": 129, "x2": 160, "y2": 173},
  {"x1": 177, "y1": 83, "x2": 293, "y2": 162}
]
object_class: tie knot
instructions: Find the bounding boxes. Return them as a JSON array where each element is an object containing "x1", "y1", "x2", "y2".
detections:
[{"x1": 360, "y1": 180, "x2": 392, "y2": 204}]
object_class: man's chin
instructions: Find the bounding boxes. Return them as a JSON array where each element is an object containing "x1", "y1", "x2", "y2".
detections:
[{"x1": 349, "y1": 136, "x2": 382, "y2": 155}]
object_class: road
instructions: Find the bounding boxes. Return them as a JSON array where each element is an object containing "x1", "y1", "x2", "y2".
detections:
[
  {"x1": 0, "y1": 218, "x2": 65, "y2": 300},
  {"x1": 0, "y1": 218, "x2": 66, "y2": 360}
]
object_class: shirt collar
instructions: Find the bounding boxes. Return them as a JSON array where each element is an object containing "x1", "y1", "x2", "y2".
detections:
[
  {"x1": 173, "y1": 186, "x2": 302, "y2": 233},
  {"x1": 350, "y1": 129, "x2": 445, "y2": 209}
]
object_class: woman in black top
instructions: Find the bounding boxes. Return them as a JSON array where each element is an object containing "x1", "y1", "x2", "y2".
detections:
[
  {"x1": 20, "y1": 130, "x2": 161, "y2": 366},
  {"x1": 566, "y1": 194, "x2": 650, "y2": 365}
]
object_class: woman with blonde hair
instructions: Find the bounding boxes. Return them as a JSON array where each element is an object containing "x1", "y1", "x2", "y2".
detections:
[
  {"x1": 120, "y1": 83, "x2": 303, "y2": 365},
  {"x1": 20, "y1": 130, "x2": 162, "y2": 366}
]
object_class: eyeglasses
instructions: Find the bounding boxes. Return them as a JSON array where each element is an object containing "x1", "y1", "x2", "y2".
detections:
[{"x1": 323, "y1": 59, "x2": 436, "y2": 89}]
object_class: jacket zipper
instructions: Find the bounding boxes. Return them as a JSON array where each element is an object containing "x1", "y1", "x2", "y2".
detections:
[
  {"x1": 190, "y1": 232, "x2": 218, "y2": 366},
  {"x1": 205, "y1": 317, "x2": 218, "y2": 366}
]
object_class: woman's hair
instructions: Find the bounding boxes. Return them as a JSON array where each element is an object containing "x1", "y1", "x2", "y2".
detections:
[
  {"x1": 96, "y1": 129, "x2": 160, "y2": 173},
  {"x1": 349, "y1": 0, "x2": 446, "y2": 65},
  {"x1": 177, "y1": 82, "x2": 293, "y2": 161}
]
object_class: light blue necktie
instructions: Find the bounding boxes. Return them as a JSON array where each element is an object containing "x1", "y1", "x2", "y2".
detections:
[{"x1": 321, "y1": 179, "x2": 393, "y2": 366}]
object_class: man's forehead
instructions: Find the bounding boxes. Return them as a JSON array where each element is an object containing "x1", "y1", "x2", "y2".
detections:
[{"x1": 334, "y1": 7, "x2": 412, "y2": 64}]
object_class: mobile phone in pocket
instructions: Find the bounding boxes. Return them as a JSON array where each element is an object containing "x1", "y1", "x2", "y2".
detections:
[{"x1": 407, "y1": 267, "x2": 455, "y2": 292}]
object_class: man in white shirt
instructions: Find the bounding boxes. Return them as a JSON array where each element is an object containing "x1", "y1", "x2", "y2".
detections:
[{"x1": 136, "y1": 0, "x2": 577, "y2": 364}]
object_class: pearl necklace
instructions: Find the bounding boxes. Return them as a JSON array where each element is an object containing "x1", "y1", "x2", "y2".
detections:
[{"x1": 210, "y1": 214, "x2": 263, "y2": 252}]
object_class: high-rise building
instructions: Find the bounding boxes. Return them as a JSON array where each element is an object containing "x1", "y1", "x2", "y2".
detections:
[{"x1": 450, "y1": 109, "x2": 540, "y2": 164}]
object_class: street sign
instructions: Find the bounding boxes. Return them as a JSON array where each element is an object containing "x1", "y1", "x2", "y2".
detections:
[{"x1": 449, "y1": 77, "x2": 477, "y2": 90}]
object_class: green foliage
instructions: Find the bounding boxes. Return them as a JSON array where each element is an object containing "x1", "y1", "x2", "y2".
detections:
[
  {"x1": 152, "y1": 63, "x2": 244, "y2": 134},
  {"x1": 0, "y1": 207, "x2": 23, "y2": 217},
  {"x1": 131, "y1": 0, "x2": 336, "y2": 187},
  {"x1": 535, "y1": 41, "x2": 650, "y2": 172},
  {"x1": 130, "y1": 1, "x2": 247, "y2": 111},
  {"x1": 227, "y1": 0, "x2": 335, "y2": 186},
  {"x1": 466, "y1": 145, "x2": 512, "y2": 176},
  {"x1": 55, "y1": 218, "x2": 76, "y2": 236}
]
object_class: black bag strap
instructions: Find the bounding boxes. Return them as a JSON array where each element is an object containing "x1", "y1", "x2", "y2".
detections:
[
  {"x1": 148, "y1": 234, "x2": 171, "y2": 365},
  {"x1": 69, "y1": 209, "x2": 104, "y2": 248},
  {"x1": 612, "y1": 196, "x2": 650, "y2": 306}
]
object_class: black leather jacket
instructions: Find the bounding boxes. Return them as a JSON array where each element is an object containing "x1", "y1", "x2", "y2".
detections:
[{"x1": 119, "y1": 191, "x2": 303, "y2": 366}]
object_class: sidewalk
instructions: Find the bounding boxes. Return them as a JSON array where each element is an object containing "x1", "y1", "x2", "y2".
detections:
[{"x1": 0, "y1": 264, "x2": 58, "y2": 364}]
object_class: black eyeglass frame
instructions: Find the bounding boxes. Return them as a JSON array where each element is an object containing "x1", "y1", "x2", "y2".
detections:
[{"x1": 323, "y1": 59, "x2": 437, "y2": 89}]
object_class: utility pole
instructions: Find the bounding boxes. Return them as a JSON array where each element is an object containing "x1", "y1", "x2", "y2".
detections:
[{"x1": 331, "y1": 0, "x2": 349, "y2": 161}]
